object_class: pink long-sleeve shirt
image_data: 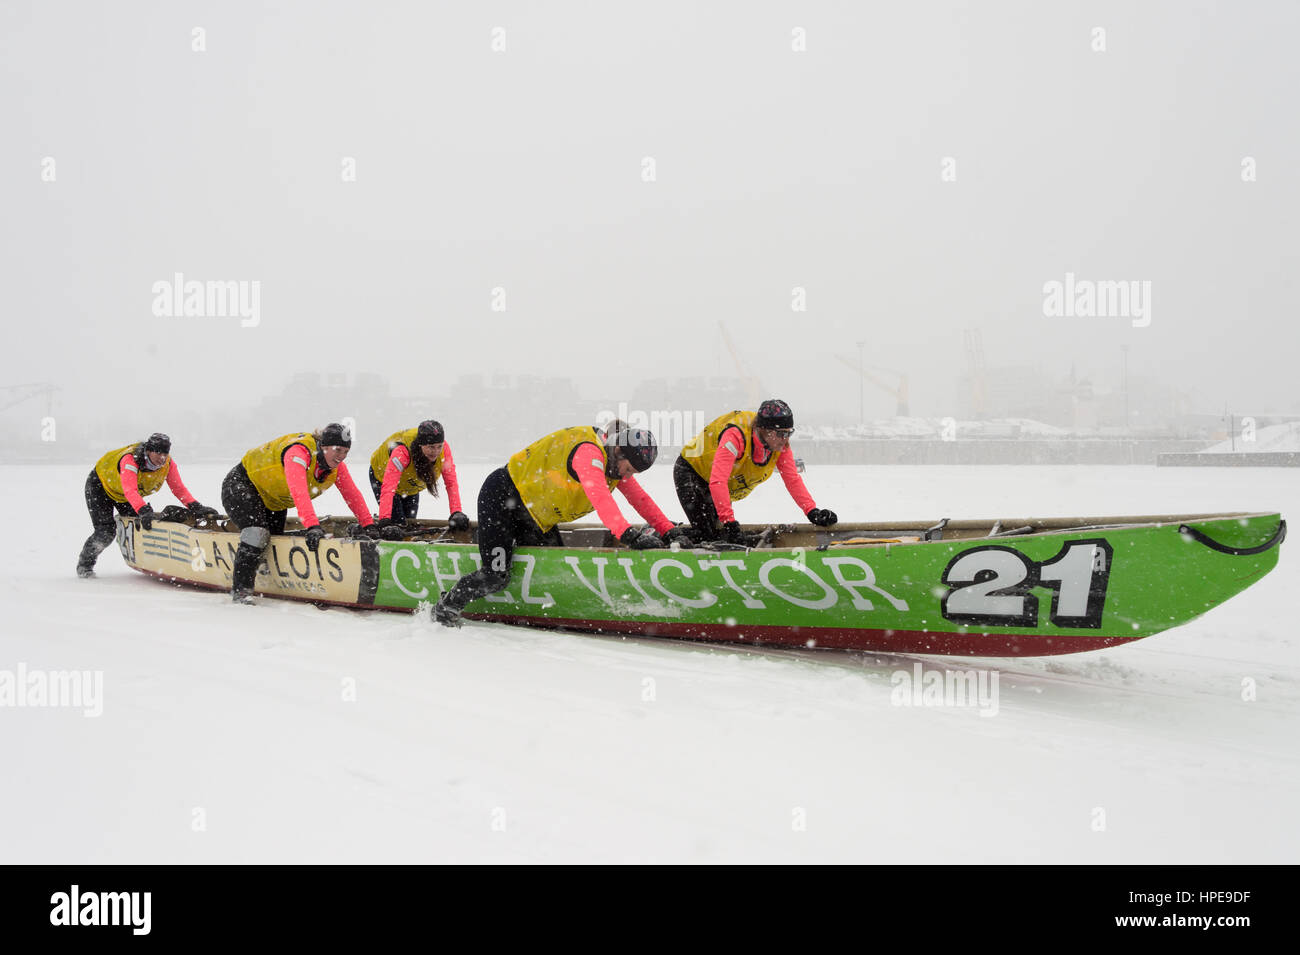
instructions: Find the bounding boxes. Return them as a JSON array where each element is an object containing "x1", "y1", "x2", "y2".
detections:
[
  {"x1": 377, "y1": 442, "x2": 463, "y2": 520},
  {"x1": 119, "y1": 456, "x2": 196, "y2": 513},
  {"x1": 283, "y1": 445, "x2": 374, "y2": 528},
  {"x1": 571, "y1": 443, "x2": 675, "y2": 540},
  {"x1": 709, "y1": 425, "x2": 815, "y2": 524}
]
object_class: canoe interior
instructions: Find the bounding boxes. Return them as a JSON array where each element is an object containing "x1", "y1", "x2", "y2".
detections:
[{"x1": 183, "y1": 511, "x2": 1267, "y2": 550}]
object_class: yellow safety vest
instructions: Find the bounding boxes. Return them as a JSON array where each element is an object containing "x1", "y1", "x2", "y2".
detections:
[
  {"x1": 682, "y1": 410, "x2": 780, "y2": 501},
  {"x1": 370, "y1": 427, "x2": 444, "y2": 497},
  {"x1": 94, "y1": 444, "x2": 170, "y2": 504},
  {"x1": 241, "y1": 433, "x2": 338, "y2": 511},
  {"x1": 507, "y1": 425, "x2": 617, "y2": 532}
]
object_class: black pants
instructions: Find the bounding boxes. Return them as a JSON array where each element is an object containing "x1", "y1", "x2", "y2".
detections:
[
  {"x1": 77, "y1": 470, "x2": 135, "y2": 570},
  {"x1": 674, "y1": 455, "x2": 722, "y2": 533},
  {"x1": 441, "y1": 466, "x2": 560, "y2": 611},
  {"x1": 221, "y1": 463, "x2": 287, "y2": 593},
  {"x1": 369, "y1": 472, "x2": 420, "y2": 522},
  {"x1": 221, "y1": 464, "x2": 287, "y2": 534}
]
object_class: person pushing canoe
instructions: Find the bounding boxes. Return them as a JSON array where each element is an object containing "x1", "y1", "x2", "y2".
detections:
[
  {"x1": 221, "y1": 422, "x2": 376, "y2": 603},
  {"x1": 369, "y1": 419, "x2": 469, "y2": 539},
  {"x1": 676, "y1": 398, "x2": 837, "y2": 542},
  {"x1": 76, "y1": 432, "x2": 218, "y2": 577},
  {"x1": 432, "y1": 421, "x2": 688, "y2": 627}
]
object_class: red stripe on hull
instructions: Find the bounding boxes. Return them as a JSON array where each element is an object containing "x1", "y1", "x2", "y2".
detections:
[
  {"x1": 129, "y1": 567, "x2": 1135, "y2": 656},
  {"x1": 466, "y1": 613, "x2": 1138, "y2": 657}
]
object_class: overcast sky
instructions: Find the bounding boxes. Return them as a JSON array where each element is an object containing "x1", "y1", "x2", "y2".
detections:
[{"x1": 3, "y1": 0, "x2": 1297, "y2": 424}]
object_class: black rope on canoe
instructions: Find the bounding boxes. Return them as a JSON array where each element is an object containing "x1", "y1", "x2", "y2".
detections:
[{"x1": 1178, "y1": 519, "x2": 1287, "y2": 556}]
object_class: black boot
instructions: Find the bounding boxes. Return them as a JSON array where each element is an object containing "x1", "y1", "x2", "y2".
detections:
[
  {"x1": 76, "y1": 527, "x2": 115, "y2": 578},
  {"x1": 232, "y1": 542, "x2": 262, "y2": 604},
  {"x1": 432, "y1": 592, "x2": 464, "y2": 628}
]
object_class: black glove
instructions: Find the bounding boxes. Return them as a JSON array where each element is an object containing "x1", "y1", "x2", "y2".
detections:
[
  {"x1": 188, "y1": 501, "x2": 219, "y2": 520},
  {"x1": 136, "y1": 504, "x2": 155, "y2": 530},
  {"x1": 159, "y1": 504, "x2": 190, "y2": 522},
  {"x1": 662, "y1": 524, "x2": 693, "y2": 546},
  {"x1": 374, "y1": 516, "x2": 406, "y2": 539},
  {"x1": 620, "y1": 526, "x2": 665, "y2": 550},
  {"x1": 304, "y1": 525, "x2": 326, "y2": 552},
  {"x1": 806, "y1": 508, "x2": 838, "y2": 527},
  {"x1": 358, "y1": 523, "x2": 384, "y2": 540},
  {"x1": 448, "y1": 511, "x2": 470, "y2": 531},
  {"x1": 719, "y1": 521, "x2": 764, "y2": 547}
]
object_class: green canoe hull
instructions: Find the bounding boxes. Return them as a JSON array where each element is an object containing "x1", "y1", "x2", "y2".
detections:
[{"x1": 116, "y1": 511, "x2": 1285, "y2": 657}]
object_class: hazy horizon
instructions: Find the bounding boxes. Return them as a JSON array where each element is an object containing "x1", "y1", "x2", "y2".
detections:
[{"x1": 4, "y1": 1, "x2": 1298, "y2": 432}]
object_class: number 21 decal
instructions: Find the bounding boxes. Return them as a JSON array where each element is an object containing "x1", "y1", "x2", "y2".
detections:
[{"x1": 940, "y1": 539, "x2": 1112, "y2": 629}]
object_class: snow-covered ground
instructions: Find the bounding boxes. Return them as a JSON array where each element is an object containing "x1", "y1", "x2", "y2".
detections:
[{"x1": 1, "y1": 463, "x2": 1295, "y2": 863}]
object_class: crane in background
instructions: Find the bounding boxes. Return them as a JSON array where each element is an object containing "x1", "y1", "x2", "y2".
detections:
[
  {"x1": 835, "y1": 355, "x2": 910, "y2": 419},
  {"x1": 963, "y1": 328, "x2": 988, "y2": 419},
  {"x1": 717, "y1": 321, "x2": 762, "y2": 408},
  {"x1": 0, "y1": 383, "x2": 58, "y2": 416}
]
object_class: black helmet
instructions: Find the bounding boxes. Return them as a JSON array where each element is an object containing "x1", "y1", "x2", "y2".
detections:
[
  {"x1": 755, "y1": 398, "x2": 794, "y2": 430},
  {"x1": 143, "y1": 432, "x2": 171, "y2": 455},
  {"x1": 319, "y1": 422, "x2": 352, "y2": 448},
  {"x1": 415, "y1": 420, "x2": 445, "y2": 449},
  {"x1": 609, "y1": 427, "x2": 658, "y2": 473}
]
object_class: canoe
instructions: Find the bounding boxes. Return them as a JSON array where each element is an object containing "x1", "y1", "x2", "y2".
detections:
[{"x1": 113, "y1": 510, "x2": 1286, "y2": 657}]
